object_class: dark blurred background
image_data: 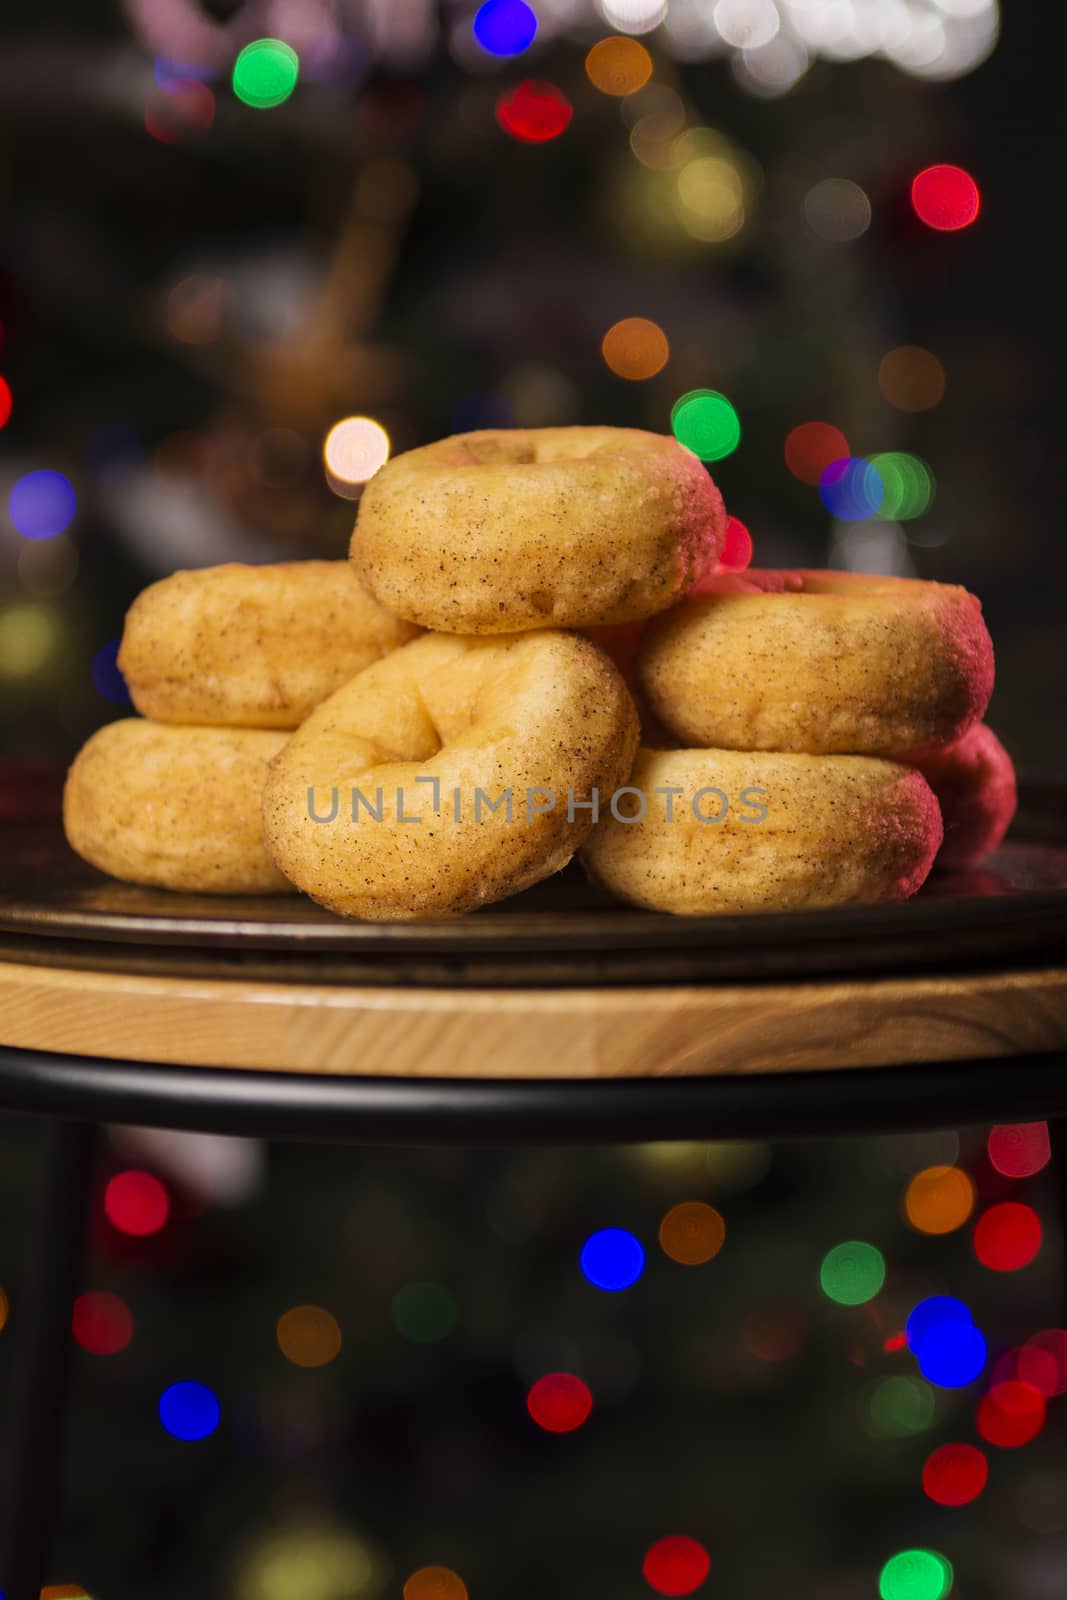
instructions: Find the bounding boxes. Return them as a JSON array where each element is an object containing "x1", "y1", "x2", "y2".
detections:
[{"x1": 2, "y1": 3, "x2": 1066, "y2": 1598}]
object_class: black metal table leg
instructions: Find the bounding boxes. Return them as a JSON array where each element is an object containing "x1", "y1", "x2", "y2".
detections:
[{"x1": 1, "y1": 1120, "x2": 97, "y2": 1600}]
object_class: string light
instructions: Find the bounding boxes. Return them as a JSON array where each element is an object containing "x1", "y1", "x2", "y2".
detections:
[
  {"x1": 0, "y1": 603, "x2": 60, "y2": 679},
  {"x1": 878, "y1": 347, "x2": 946, "y2": 412},
  {"x1": 785, "y1": 422, "x2": 849, "y2": 484},
  {"x1": 8, "y1": 470, "x2": 77, "y2": 541},
  {"x1": 580, "y1": 1227, "x2": 645, "y2": 1290},
  {"x1": 403, "y1": 1569, "x2": 469, "y2": 1600},
  {"x1": 496, "y1": 80, "x2": 573, "y2": 142},
  {"x1": 92, "y1": 641, "x2": 132, "y2": 706},
  {"x1": 914, "y1": 1320, "x2": 987, "y2": 1389},
  {"x1": 922, "y1": 1441, "x2": 988, "y2": 1505},
  {"x1": 911, "y1": 164, "x2": 980, "y2": 230},
  {"x1": 973, "y1": 1201, "x2": 1042, "y2": 1270},
  {"x1": 878, "y1": 1549, "x2": 953, "y2": 1600},
  {"x1": 658, "y1": 1202, "x2": 726, "y2": 1265},
  {"x1": 323, "y1": 417, "x2": 391, "y2": 492},
  {"x1": 474, "y1": 0, "x2": 538, "y2": 57},
  {"x1": 977, "y1": 1380, "x2": 1046, "y2": 1447},
  {"x1": 671, "y1": 390, "x2": 741, "y2": 461},
  {"x1": 233, "y1": 39, "x2": 300, "y2": 109},
  {"x1": 819, "y1": 457, "x2": 884, "y2": 521},
  {"x1": 277, "y1": 1305, "x2": 343, "y2": 1368},
  {"x1": 72, "y1": 1291, "x2": 134, "y2": 1356},
  {"x1": 869, "y1": 453, "x2": 935, "y2": 520},
  {"x1": 104, "y1": 1170, "x2": 170, "y2": 1237},
  {"x1": 642, "y1": 1535, "x2": 711, "y2": 1596},
  {"x1": 904, "y1": 1164, "x2": 975, "y2": 1234},
  {"x1": 819, "y1": 1241, "x2": 885, "y2": 1305},
  {"x1": 718, "y1": 516, "x2": 752, "y2": 572},
  {"x1": 905, "y1": 1296, "x2": 972, "y2": 1349},
  {"x1": 586, "y1": 36, "x2": 654, "y2": 95},
  {"x1": 600, "y1": 0, "x2": 669, "y2": 37},
  {"x1": 803, "y1": 178, "x2": 871, "y2": 242},
  {"x1": 527, "y1": 1372, "x2": 593, "y2": 1432},
  {"x1": 1017, "y1": 1331, "x2": 1067, "y2": 1397},
  {"x1": 602, "y1": 317, "x2": 670, "y2": 380},
  {"x1": 0, "y1": 1287, "x2": 8, "y2": 1332},
  {"x1": 987, "y1": 1122, "x2": 1051, "y2": 1177},
  {"x1": 159, "y1": 1381, "x2": 221, "y2": 1442},
  {"x1": 0, "y1": 376, "x2": 11, "y2": 429}
]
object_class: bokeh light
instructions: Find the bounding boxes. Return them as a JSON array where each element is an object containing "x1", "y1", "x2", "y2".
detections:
[
  {"x1": 658, "y1": 1202, "x2": 726, "y2": 1265},
  {"x1": 819, "y1": 1241, "x2": 886, "y2": 1305},
  {"x1": 819, "y1": 457, "x2": 884, "y2": 521},
  {"x1": 104, "y1": 1170, "x2": 169, "y2": 1236},
  {"x1": 527, "y1": 1372, "x2": 594, "y2": 1432},
  {"x1": 144, "y1": 80, "x2": 216, "y2": 143},
  {"x1": 403, "y1": 1568, "x2": 469, "y2": 1600},
  {"x1": 675, "y1": 154, "x2": 746, "y2": 241},
  {"x1": 803, "y1": 178, "x2": 871, "y2": 242},
  {"x1": 474, "y1": 0, "x2": 538, "y2": 57},
  {"x1": 159, "y1": 1380, "x2": 221, "y2": 1442},
  {"x1": 323, "y1": 416, "x2": 391, "y2": 493},
  {"x1": 496, "y1": 80, "x2": 573, "y2": 142},
  {"x1": 977, "y1": 1380, "x2": 1047, "y2": 1448},
  {"x1": 987, "y1": 1122, "x2": 1051, "y2": 1178},
  {"x1": 714, "y1": 0, "x2": 781, "y2": 48},
  {"x1": 0, "y1": 1286, "x2": 9, "y2": 1332},
  {"x1": 277, "y1": 1305, "x2": 343, "y2": 1368},
  {"x1": 905, "y1": 1296, "x2": 972, "y2": 1350},
  {"x1": 167, "y1": 275, "x2": 227, "y2": 345},
  {"x1": 602, "y1": 316, "x2": 670, "y2": 380},
  {"x1": 72, "y1": 1291, "x2": 134, "y2": 1356},
  {"x1": 719, "y1": 516, "x2": 752, "y2": 572},
  {"x1": 671, "y1": 390, "x2": 741, "y2": 461},
  {"x1": 0, "y1": 603, "x2": 60, "y2": 679},
  {"x1": 785, "y1": 422, "x2": 849, "y2": 485},
  {"x1": 391, "y1": 1282, "x2": 458, "y2": 1342},
  {"x1": 973, "y1": 1201, "x2": 1042, "y2": 1271},
  {"x1": 92, "y1": 640, "x2": 132, "y2": 706},
  {"x1": 878, "y1": 346, "x2": 946, "y2": 412},
  {"x1": 922, "y1": 1441, "x2": 988, "y2": 1505},
  {"x1": 580, "y1": 1227, "x2": 645, "y2": 1290},
  {"x1": 904, "y1": 1165, "x2": 975, "y2": 1234},
  {"x1": 0, "y1": 376, "x2": 11, "y2": 429},
  {"x1": 879, "y1": 1549, "x2": 953, "y2": 1600},
  {"x1": 40, "y1": 1588, "x2": 91, "y2": 1599},
  {"x1": 585, "y1": 35, "x2": 654, "y2": 95},
  {"x1": 867, "y1": 1376, "x2": 936, "y2": 1438},
  {"x1": 911, "y1": 164, "x2": 980, "y2": 231},
  {"x1": 1018, "y1": 1331, "x2": 1067, "y2": 1397},
  {"x1": 642, "y1": 1535, "x2": 711, "y2": 1596},
  {"x1": 915, "y1": 1320, "x2": 987, "y2": 1389},
  {"x1": 600, "y1": 0, "x2": 669, "y2": 36},
  {"x1": 233, "y1": 39, "x2": 300, "y2": 110},
  {"x1": 868, "y1": 452, "x2": 934, "y2": 520},
  {"x1": 8, "y1": 470, "x2": 77, "y2": 541}
]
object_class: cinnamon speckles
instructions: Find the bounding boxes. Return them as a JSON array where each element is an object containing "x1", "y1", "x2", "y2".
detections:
[{"x1": 350, "y1": 426, "x2": 726, "y2": 635}]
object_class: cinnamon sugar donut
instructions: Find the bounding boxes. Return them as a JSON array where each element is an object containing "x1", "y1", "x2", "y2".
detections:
[
  {"x1": 913, "y1": 722, "x2": 1017, "y2": 868},
  {"x1": 351, "y1": 427, "x2": 725, "y2": 634},
  {"x1": 263, "y1": 629, "x2": 639, "y2": 920},
  {"x1": 581, "y1": 746, "x2": 943, "y2": 915},
  {"x1": 64, "y1": 721, "x2": 293, "y2": 894},
  {"x1": 118, "y1": 561, "x2": 419, "y2": 729},
  {"x1": 638, "y1": 569, "x2": 994, "y2": 758}
]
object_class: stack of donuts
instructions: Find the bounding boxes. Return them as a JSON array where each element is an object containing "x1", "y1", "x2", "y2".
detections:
[{"x1": 64, "y1": 426, "x2": 1016, "y2": 920}]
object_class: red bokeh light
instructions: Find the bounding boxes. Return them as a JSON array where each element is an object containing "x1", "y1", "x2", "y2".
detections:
[
  {"x1": 0, "y1": 375, "x2": 12, "y2": 430},
  {"x1": 884, "y1": 1332, "x2": 907, "y2": 1353},
  {"x1": 973, "y1": 1201, "x2": 1042, "y2": 1271},
  {"x1": 104, "y1": 1170, "x2": 170, "y2": 1237},
  {"x1": 911, "y1": 165, "x2": 980, "y2": 232},
  {"x1": 1018, "y1": 1330, "x2": 1067, "y2": 1397},
  {"x1": 643, "y1": 1536, "x2": 711, "y2": 1596},
  {"x1": 145, "y1": 81, "x2": 216, "y2": 145},
  {"x1": 496, "y1": 80, "x2": 573, "y2": 144},
  {"x1": 922, "y1": 1441, "x2": 988, "y2": 1506},
  {"x1": 72, "y1": 1291, "x2": 134, "y2": 1355},
  {"x1": 719, "y1": 516, "x2": 753, "y2": 573},
  {"x1": 987, "y1": 1122, "x2": 1051, "y2": 1178},
  {"x1": 526, "y1": 1372, "x2": 593, "y2": 1433},
  {"x1": 977, "y1": 1380, "x2": 1046, "y2": 1448},
  {"x1": 784, "y1": 422, "x2": 849, "y2": 485}
]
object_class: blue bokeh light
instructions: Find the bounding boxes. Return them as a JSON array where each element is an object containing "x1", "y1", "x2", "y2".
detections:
[
  {"x1": 905, "y1": 1295, "x2": 972, "y2": 1350},
  {"x1": 819, "y1": 456, "x2": 884, "y2": 521},
  {"x1": 451, "y1": 390, "x2": 515, "y2": 433},
  {"x1": 915, "y1": 1321, "x2": 987, "y2": 1389},
  {"x1": 92, "y1": 640, "x2": 132, "y2": 706},
  {"x1": 8, "y1": 470, "x2": 77, "y2": 541},
  {"x1": 473, "y1": 0, "x2": 538, "y2": 57},
  {"x1": 159, "y1": 1380, "x2": 221, "y2": 1441},
  {"x1": 580, "y1": 1227, "x2": 645, "y2": 1291},
  {"x1": 154, "y1": 56, "x2": 218, "y2": 88}
]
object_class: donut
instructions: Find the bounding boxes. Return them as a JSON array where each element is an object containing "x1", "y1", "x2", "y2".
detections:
[
  {"x1": 350, "y1": 427, "x2": 726, "y2": 635},
  {"x1": 64, "y1": 721, "x2": 293, "y2": 894},
  {"x1": 262, "y1": 630, "x2": 639, "y2": 920},
  {"x1": 118, "y1": 561, "x2": 419, "y2": 729},
  {"x1": 581, "y1": 746, "x2": 943, "y2": 916},
  {"x1": 913, "y1": 723, "x2": 1017, "y2": 868},
  {"x1": 638, "y1": 569, "x2": 994, "y2": 758},
  {"x1": 583, "y1": 621, "x2": 674, "y2": 747}
]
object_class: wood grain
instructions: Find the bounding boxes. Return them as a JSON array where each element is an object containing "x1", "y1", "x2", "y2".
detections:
[{"x1": 1, "y1": 959, "x2": 1066, "y2": 1078}]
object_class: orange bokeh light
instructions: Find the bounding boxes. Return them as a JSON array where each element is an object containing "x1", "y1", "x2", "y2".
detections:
[
  {"x1": 601, "y1": 316, "x2": 670, "y2": 380},
  {"x1": 878, "y1": 346, "x2": 946, "y2": 412},
  {"x1": 904, "y1": 1165, "x2": 975, "y2": 1235},
  {"x1": 585, "y1": 36, "x2": 654, "y2": 97},
  {"x1": 659, "y1": 1201, "x2": 726, "y2": 1265},
  {"x1": 403, "y1": 1566, "x2": 469, "y2": 1600},
  {"x1": 276, "y1": 1304, "x2": 343, "y2": 1368}
]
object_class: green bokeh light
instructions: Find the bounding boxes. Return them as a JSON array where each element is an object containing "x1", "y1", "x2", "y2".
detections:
[
  {"x1": 391, "y1": 1281, "x2": 458, "y2": 1344},
  {"x1": 819, "y1": 1240, "x2": 886, "y2": 1305},
  {"x1": 879, "y1": 1548, "x2": 954, "y2": 1600},
  {"x1": 869, "y1": 452, "x2": 935, "y2": 520},
  {"x1": 233, "y1": 39, "x2": 300, "y2": 110},
  {"x1": 670, "y1": 389, "x2": 741, "y2": 461},
  {"x1": 867, "y1": 1376, "x2": 936, "y2": 1438}
]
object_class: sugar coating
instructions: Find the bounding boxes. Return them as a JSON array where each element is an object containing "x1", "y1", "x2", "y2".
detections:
[
  {"x1": 351, "y1": 427, "x2": 726, "y2": 635},
  {"x1": 637, "y1": 568, "x2": 995, "y2": 758},
  {"x1": 913, "y1": 722, "x2": 1017, "y2": 868},
  {"x1": 118, "y1": 561, "x2": 419, "y2": 729},
  {"x1": 63, "y1": 720, "x2": 293, "y2": 893},
  {"x1": 581, "y1": 746, "x2": 944, "y2": 916}
]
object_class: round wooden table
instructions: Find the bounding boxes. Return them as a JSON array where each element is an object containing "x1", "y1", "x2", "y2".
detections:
[{"x1": 2, "y1": 791, "x2": 1067, "y2": 1599}]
